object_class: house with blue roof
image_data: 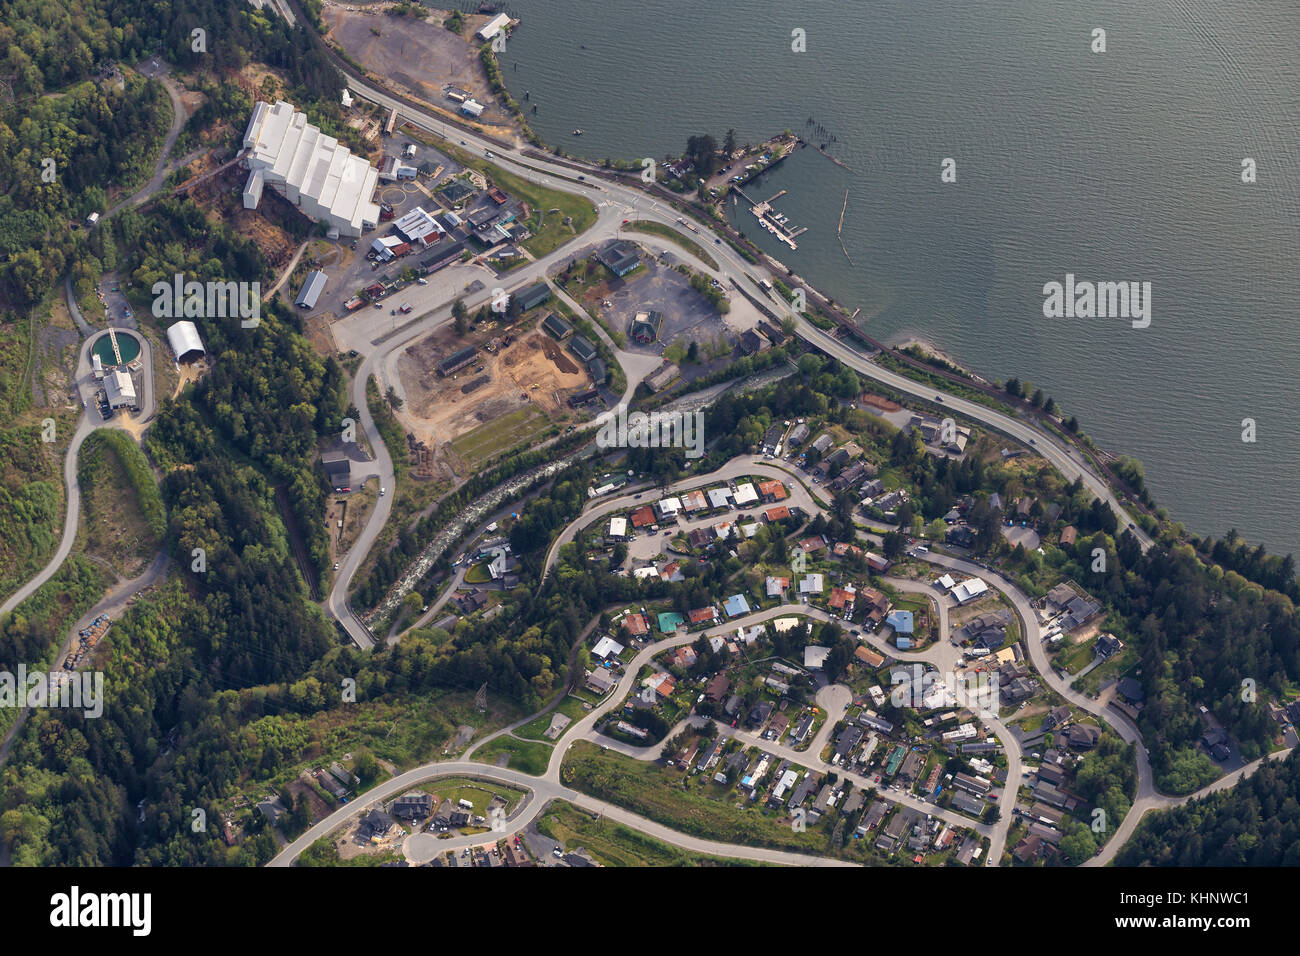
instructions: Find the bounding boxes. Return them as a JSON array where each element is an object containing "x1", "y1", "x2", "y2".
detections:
[
  {"x1": 724, "y1": 594, "x2": 752, "y2": 618},
  {"x1": 885, "y1": 610, "x2": 914, "y2": 634}
]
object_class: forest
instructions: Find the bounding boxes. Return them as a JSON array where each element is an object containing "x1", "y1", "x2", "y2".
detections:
[{"x1": 1115, "y1": 750, "x2": 1300, "y2": 865}]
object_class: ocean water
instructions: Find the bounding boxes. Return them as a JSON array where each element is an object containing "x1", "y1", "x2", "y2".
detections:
[{"x1": 497, "y1": 0, "x2": 1300, "y2": 557}]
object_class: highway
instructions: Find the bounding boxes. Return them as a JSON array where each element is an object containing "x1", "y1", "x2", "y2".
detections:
[{"x1": 322, "y1": 70, "x2": 1152, "y2": 650}]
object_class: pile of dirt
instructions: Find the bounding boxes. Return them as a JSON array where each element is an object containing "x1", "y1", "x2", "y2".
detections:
[{"x1": 536, "y1": 334, "x2": 580, "y2": 375}]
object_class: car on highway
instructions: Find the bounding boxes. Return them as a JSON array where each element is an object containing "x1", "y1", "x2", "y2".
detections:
[
  {"x1": 380, "y1": 487, "x2": 386, "y2": 496},
  {"x1": 333, "y1": 562, "x2": 339, "y2": 571},
  {"x1": 577, "y1": 174, "x2": 585, "y2": 180},
  {"x1": 484, "y1": 150, "x2": 494, "y2": 158},
  {"x1": 1029, "y1": 438, "x2": 1036, "y2": 445},
  {"x1": 715, "y1": 238, "x2": 721, "y2": 244},
  {"x1": 622, "y1": 219, "x2": 629, "y2": 224},
  {"x1": 935, "y1": 395, "x2": 943, "y2": 402}
]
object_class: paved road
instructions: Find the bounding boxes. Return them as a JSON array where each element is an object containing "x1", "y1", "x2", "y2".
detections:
[
  {"x1": 107, "y1": 73, "x2": 188, "y2": 219},
  {"x1": 541, "y1": 455, "x2": 822, "y2": 581}
]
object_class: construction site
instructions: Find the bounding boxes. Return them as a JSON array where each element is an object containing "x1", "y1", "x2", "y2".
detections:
[{"x1": 394, "y1": 327, "x2": 592, "y2": 475}]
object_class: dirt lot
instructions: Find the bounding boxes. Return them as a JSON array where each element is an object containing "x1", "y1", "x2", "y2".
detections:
[
  {"x1": 321, "y1": 4, "x2": 518, "y2": 143},
  {"x1": 395, "y1": 329, "x2": 589, "y2": 449},
  {"x1": 190, "y1": 167, "x2": 301, "y2": 270}
]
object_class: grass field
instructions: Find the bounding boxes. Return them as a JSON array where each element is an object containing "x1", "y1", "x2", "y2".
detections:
[
  {"x1": 535, "y1": 801, "x2": 769, "y2": 867},
  {"x1": 416, "y1": 777, "x2": 527, "y2": 815},
  {"x1": 627, "y1": 220, "x2": 719, "y2": 269},
  {"x1": 513, "y1": 694, "x2": 593, "y2": 741},
  {"x1": 560, "y1": 741, "x2": 837, "y2": 856},
  {"x1": 471, "y1": 735, "x2": 553, "y2": 776},
  {"x1": 450, "y1": 405, "x2": 551, "y2": 469}
]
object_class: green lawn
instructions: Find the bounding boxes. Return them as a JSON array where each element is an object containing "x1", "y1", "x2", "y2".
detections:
[
  {"x1": 450, "y1": 405, "x2": 552, "y2": 469},
  {"x1": 535, "y1": 801, "x2": 769, "y2": 867},
  {"x1": 560, "y1": 741, "x2": 840, "y2": 856},
  {"x1": 627, "y1": 220, "x2": 719, "y2": 269},
  {"x1": 471, "y1": 735, "x2": 554, "y2": 776},
  {"x1": 420, "y1": 777, "x2": 528, "y2": 815},
  {"x1": 514, "y1": 695, "x2": 592, "y2": 742}
]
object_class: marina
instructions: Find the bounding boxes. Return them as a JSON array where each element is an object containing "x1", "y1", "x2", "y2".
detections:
[{"x1": 733, "y1": 185, "x2": 806, "y2": 250}]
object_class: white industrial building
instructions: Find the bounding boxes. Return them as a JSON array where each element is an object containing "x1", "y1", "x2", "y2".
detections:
[
  {"x1": 392, "y1": 206, "x2": 445, "y2": 247},
  {"x1": 242, "y1": 100, "x2": 381, "y2": 238},
  {"x1": 104, "y1": 369, "x2": 137, "y2": 410},
  {"x1": 460, "y1": 99, "x2": 485, "y2": 118},
  {"x1": 477, "y1": 13, "x2": 510, "y2": 41},
  {"x1": 166, "y1": 321, "x2": 206, "y2": 363}
]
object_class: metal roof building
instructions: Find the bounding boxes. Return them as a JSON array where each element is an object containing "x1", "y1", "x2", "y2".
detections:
[
  {"x1": 295, "y1": 270, "x2": 327, "y2": 309},
  {"x1": 166, "y1": 321, "x2": 205, "y2": 363},
  {"x1": 104, "y1": 369, "x2": 137, "y2": 409},
  {"x1": 242, "y1": 100, "x2": 381, "y2": 238}
]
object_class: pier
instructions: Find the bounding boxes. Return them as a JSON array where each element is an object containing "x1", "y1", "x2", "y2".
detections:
[{"x1": 733, "y1": 185, "x2": 804, "y2": 251}]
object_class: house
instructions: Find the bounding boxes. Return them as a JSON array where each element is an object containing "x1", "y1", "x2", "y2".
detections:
[
  {"x1": 950, "y1": 790, "x2": 987, "y2": 817},
  {"x1": 898, "y1": 751, "x2": 925, "y2": 784},
  {"x1": 810, "y1": 433, "x2": 834, "y2": 454},
  {"x1": 804, "y1": 645, "x2": 831, "y2": 670},
  {"x1": 952, "y1": 773, "x2": 991, "y2": 796},
  {"x1": 657, "y1": 497, "x2": 682, "y2": 519},
  {"x1": 765, "y1": 575, "x2": 790, "y2": 598},
  {"x1": 630, "y1": 310, "x2": 663, "y2": 343},
  {"x1": 680, "y1": 490, "x2": 708, "y2": 512},
  {"x1": 541, "y1": 312, "x2": 573, "y2": 340},
  {"x1": 791, "y1": 575, "x2": 823, "y2": 602},
  {"x1": 688, "y1": 528, "x2": 714, "y2": 550},
  {"x1": 1013, "y1": 835, "x2": 1045, "y2": 862},
  {"x1": 359, "y1": 809, "x2": 399, "y2": 842},
  {"x1": 1065, "y1": 724, "x2": 1101, "y2": 750},
  {"x1": 854, "y1": 646, "x2": 885, "y2": 669},
  {"x1": 567, "y1": 334, "x2": 598, "y2": 364},
  {"x1": 831, "y1": 542, "x2": 864, "y2": 562},
  {"x1": 724, "y1": 594, "x2": 752, "y2": 618},
  {"x1": 885, "y1": 610, "x2": 914, "y2": 635},
  {"x1": 669, "y1": 645, "x2": 697, "y2": 669},
  {"x1": 859, "y1": 588, "x2": 891, "y2": 627},
  {"x1": 599, "y1": 242, "x2": 640, "y2": 276},
  {"x1": 586, "y1": 668, "x2": 617, "y2": 695},
  {"x1": 389, "y1": 792, "x2": 433, "y2": 821},
  {"x1": 1043, "y1": 705, "x2": 1072, "y2": 731},
  {"x1": 787, "y1": 422, "x2": 809, "y2": 446},
  {"x1": 828, "y1": 586, "x2": 856, "y2": 614},
  {"x1": 799, "y1": 536, "x2": 827, "y2": 555},
  {"x1": 757, "y1": 480, "x2": 788, "y2": 502},
  {"x1": 1035, "y1": 763, "x2": 1067, "y2": 787},
  {"x1": 704, "y1": 674, "x2": 731, "y2": 702},
  {"x1": 621, "y1": 612, "x2": 649, "y2": 638},
  {"x1": 1059, "y1": 525, "x2": 1078, "y2": 546},
  {"x1": 733, "y1": 482, "x2": 760, "y2": 506},
  {"x1": 862, "y1": 801, "x2": 889, "y2": 832},
  {"x1": 748, "y1": 700, "x2": 774, "y2": 728},
  {"x1": 629, "y1": 505, "x2": 656, "y2": 528},
  {"x1": 834, "y1": 726, "x2": 864, "y2": 760},
  {"x1": 688, "y1": 607, "x2": 718, "y2": 627},
  {"x1": 607, "y1": 516, "x2": 628, "y2": 540},
  {"x1": 706, "y1": 487, "x2": 733, "y2": 510},
  {"x1": 1096, "y1": 633, "x2": 1124, "y2": 658},
  {"x1": 791, "y1": 714, "x2": 815, "y2": 745},
  {"x1": 592, "y1": 636, "x2": 625, "y2": 659},
  {"x1": 764, "y1": 506, "x2": 792, "y2": 523},
  {"x1": 657, "y1": 611, "x2": 685, "y2": 633},
  {"x1": 951, "y1": 577, "x2": 989, "y2": 604}
]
